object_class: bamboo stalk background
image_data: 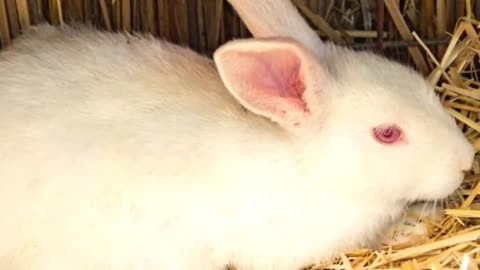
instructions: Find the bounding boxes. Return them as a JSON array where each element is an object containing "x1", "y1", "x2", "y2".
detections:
[{"x1": 0, "y1": 0, "x2": 477, "y2": 62}]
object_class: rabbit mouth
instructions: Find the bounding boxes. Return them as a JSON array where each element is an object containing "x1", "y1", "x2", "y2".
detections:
[{"x1": 403, "y1": 167, "x2": 467, "y2": 203}]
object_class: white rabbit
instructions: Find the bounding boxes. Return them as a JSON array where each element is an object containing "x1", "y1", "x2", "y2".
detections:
[
  {"x1": 225, "y1": 0, "x2": 472, "y2": 248},
  {"x1": 0, "y1": 3, "x2": 474, "y2": 270}
]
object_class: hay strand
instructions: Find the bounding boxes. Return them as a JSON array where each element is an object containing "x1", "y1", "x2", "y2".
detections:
[
  {"x1": 0, "y1": 0, "x2": 11, "y2": 48},
  {"x1": 384, "y1": 0, "x2": 430, "y2": 75}
]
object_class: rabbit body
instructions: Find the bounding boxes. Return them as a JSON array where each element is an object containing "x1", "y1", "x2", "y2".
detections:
[{"x1": 0, "y1": 23, "x2": 474, "y2": 270}]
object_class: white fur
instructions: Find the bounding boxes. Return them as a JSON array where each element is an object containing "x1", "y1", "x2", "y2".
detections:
[
  {"x1": 0, "y1": 4, "x2": 474, "y2": 270},
  {"x1": 225, "y1": 0, "x2": 322, "y2": 56}
]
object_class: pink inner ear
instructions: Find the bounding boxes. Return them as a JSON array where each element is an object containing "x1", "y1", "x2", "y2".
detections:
[
  {"x1": 248, "y1": 50, "x2": 306, "y2": 105},
  {"x1": 229, "y1": 48, "x2": 308, "y2": 114}
]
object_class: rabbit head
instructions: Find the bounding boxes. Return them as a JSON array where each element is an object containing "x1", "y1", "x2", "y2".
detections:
[{"x1": 216, "y1": 0, "x2": 475, "y2": 205}]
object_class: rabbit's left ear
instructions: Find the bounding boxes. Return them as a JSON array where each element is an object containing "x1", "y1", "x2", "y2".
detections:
[
  {"x1": 214, "y1": 38, "x2": 326, "y2": 132},
  {"x1": 225, "y1": 0, "x2": 324, "y2": 56}
]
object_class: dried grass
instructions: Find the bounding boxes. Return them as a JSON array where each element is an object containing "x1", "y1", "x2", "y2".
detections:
[{"x1": 307, "y1": 177, "x2": 480, "y2": 270}]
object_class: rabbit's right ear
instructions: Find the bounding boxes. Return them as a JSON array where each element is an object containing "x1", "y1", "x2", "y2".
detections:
[
  {"x1": 214, "y1": 37, "x2": 327, "y2": 133},
  {"x1": 226, "y1": 0, "x2": 323, "y2": 56}
]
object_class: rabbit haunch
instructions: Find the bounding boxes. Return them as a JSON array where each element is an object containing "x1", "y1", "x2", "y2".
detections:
[{"x1": 0, "y1": 24, "x2": 474, "y2": 270}]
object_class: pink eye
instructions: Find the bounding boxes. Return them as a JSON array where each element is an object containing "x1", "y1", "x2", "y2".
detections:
[{"x1": 372, "y1": 125, "x2": 403, "y2": 144}]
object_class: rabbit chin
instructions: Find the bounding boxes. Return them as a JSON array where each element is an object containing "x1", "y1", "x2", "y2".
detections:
[{"x1": 413, "y1": 171, "x2": 465, "y2": 202}]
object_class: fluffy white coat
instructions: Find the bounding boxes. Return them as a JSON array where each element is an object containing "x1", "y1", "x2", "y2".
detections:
[{"x1": 0, "y1": 1, "x2": 475, "y2": 269}]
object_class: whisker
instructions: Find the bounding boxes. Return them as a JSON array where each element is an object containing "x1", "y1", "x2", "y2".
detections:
[{"x1": 419, "y1": 201, "x2": 429, "y2": 221}]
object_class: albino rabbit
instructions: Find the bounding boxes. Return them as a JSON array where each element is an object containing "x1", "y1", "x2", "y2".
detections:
[
  {"x1": 225, "y1": 0, "x2": 472, "y2": 248},
  {"x1": 0, "y1": 2, "x2": 474, "y2": 270}
]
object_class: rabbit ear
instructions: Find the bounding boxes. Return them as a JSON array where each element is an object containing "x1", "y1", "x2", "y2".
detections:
[
  {"x1": 214, "y1": 38, "x2": 325, "y2": 132},
  {"x1": 225, "y1": 0, "x2": 323, "y2": 56}
]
